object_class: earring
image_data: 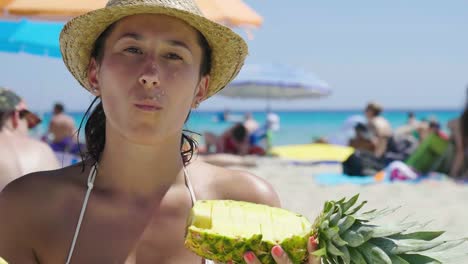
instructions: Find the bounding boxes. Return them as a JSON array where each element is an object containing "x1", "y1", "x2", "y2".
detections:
[{"x1": 91, "y1": 87, "x2": 98, "y2": 94}]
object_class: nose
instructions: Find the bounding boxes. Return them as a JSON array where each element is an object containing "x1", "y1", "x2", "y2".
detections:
[{"x1": 139, "y1": 63, "x2": 160, "y2": 89}]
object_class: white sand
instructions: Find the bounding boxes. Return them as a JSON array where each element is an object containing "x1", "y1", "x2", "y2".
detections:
[{"x1": 229, "y1": 157, "x2": 468, "y2": 261}]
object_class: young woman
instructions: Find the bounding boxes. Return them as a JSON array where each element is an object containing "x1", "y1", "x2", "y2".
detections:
[{"x1": 0, "y1": 0, "x2": 318, "y2": 263}]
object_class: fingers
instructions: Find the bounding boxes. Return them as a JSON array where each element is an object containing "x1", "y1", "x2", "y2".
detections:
[
  {"x1": 242, "y1": 236, "x2": 321, "y2": 264},
  {"x1": 271, "y1": 245, "x2": 292, "y2": 264},
  {"x1": 307, "y1": 236, "x2": 321, "y2": 264},
  {"x1": 244, "y1": 251, "x2": 262, "y2": 264}
]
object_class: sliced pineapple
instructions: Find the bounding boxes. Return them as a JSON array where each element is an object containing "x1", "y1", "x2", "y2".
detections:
[{"x1": 185, "y1": 195, "x2": 467, "y2": 264}]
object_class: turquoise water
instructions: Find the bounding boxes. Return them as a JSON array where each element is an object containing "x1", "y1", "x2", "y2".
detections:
[{"x1": 32, "y1": 110, "x2": 460, "y2": 146}]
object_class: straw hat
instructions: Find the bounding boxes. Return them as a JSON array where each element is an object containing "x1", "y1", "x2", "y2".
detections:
[{"x1": 60, "y1": 0, "x2": 248, "y2": 100}]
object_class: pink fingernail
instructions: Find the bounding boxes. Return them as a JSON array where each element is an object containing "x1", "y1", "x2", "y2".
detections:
[
  {"x1": 272, "y1": 245, "x2": 284, "y2": 257},
  {"x1": 244, "y1": 252, "x2": 255, "y2": 262},
  {"x1": 309, "y1": 237, "x2": 318, "y2": 249}
]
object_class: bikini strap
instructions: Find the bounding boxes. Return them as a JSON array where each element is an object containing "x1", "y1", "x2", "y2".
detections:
[
  {"x1": 183, "y1": 166, "x2": 197, "y2": 205},
  {"x1": 65, "y1": 163, "x2": 98, "y2": 264}
]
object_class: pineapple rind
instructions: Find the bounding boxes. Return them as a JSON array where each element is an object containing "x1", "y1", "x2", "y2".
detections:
[{"x1": 185, "y1": 226, "x2": 311, "y2": 263}]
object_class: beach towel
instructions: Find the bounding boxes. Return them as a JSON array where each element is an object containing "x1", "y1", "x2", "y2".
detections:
[
  {"x1": 314, "y1": 173, "x2": 379, "y2": 186},
  {"x1": 271, "y1": 143, "x2": 354, "y2": 164}
]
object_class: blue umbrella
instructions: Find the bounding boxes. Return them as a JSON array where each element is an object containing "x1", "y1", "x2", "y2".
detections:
[
  {"x1": 0, "y1": 19, "x2": 64, "y2": 58},
  {"x1": 220, "y1": 63, "x2": 331, "y2": 99}
]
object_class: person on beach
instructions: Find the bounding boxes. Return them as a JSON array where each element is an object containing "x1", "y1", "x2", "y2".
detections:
[
  {"x1": 0, "y1": 88, "x2": 59, "y2": 190},
  {"x1": 43, "y1": 103, "x2": 80, "y2": 154},
  {"x1": 364, "y1": 102, "x2": 392, "y2": 157},
  {"x1": 0, "y1": 0, "x2": 318, "y2": 263}
]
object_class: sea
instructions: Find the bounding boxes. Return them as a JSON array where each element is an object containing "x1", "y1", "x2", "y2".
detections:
[{"x1": 32, "y1": 110, "x2": 460, "y2": 146}]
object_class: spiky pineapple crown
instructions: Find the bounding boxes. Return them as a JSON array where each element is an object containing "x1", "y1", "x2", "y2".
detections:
[{"x1": 311, "y1": 194, "x2": 468, "y2": 264}]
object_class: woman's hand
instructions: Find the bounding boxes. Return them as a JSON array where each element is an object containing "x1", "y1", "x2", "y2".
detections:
[{"x1": 243, "y1": 237, "x2": 320, "y2": 264}]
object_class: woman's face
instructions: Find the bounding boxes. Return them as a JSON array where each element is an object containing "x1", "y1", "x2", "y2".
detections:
[{"x1": 88, "y1": 14, "x2": 209, "y2": 145}]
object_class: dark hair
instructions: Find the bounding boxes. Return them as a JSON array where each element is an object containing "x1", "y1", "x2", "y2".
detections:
[
  {"x1": 78, "y1": 21, "x2": 212, "y2": 167},
  {"x1": 231, "y1": 123, "x2": 248, "y2": 143},
  {"x1": 54, "y1": 103, "x2": 65, "y2": 113},
  {"x1": 462, "y1": 107, "x2": 468, "y2": 149},
  {"x1": 0, "y1": 111, "x2": 14, "y2": 131}
]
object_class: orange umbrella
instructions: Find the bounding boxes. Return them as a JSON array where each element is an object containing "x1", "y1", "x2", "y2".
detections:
[
  {"x1": 195, "y1": 0, "x2": 262, "y2": 28},
  {"x1": 2, "y1": 0, "x2": 107, "y2": 20},
  {"x1": 2, "y1": 0, "x2": 262, "y2": 28}
]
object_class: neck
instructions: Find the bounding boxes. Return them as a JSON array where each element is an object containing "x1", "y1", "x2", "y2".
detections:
[{"x1": 94, "y1": 128, "x2": 187, "y2": 200}]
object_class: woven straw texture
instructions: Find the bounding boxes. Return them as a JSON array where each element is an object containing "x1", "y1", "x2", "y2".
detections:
[{"x1": 60, "y1": 0, "x2": 248, "y2": 100}]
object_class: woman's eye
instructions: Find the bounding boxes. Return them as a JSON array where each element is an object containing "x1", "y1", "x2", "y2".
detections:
[
  {"x1": 124, "y1": 47, "x2": 143, "y2": 54},
  {"x1": 165, "y1": 53, "x2": 183, "y2": 60}
]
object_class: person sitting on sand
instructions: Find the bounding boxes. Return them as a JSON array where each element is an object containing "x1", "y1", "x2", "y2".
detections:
[
  {"x1": 348, "y1": 122, "x2": 376, "y2": 153},
  {"x1": 204, "y1": 123, "x2": 265, "y2": 156},
  {"x1": 0, "y1": 88, "x2": 59, "y2": 190},
  {"x1": 0, "y1": 0, "x2": 318, "y2": 263}
]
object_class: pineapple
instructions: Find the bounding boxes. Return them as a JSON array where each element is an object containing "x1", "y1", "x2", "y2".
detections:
[{"x1": 185, "y1": 195, "x2": 467, "y2": 264}]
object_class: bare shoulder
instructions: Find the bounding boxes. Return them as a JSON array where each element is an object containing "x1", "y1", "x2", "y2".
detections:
[
  {"x1": 189, "y1": 159, "x2": 280, "y2": 207},
  {"x1": 0, "y1": 163, "x2": 85, "y2": 229}
]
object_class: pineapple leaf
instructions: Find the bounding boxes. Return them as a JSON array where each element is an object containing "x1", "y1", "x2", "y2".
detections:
[
  {"x1": 418, "y1": 238, "x2": 468, "y2": 253},
  {"x1": 337, "y1": 216, "x2": 356, "y2": 234},
  {"x1": 346, "y1": 201, "x2": 367, "y2": 216},
  {"x1": 327, "y1": 240, "x2": 345, "y2": 256},
  {"x1": 332, "y1": 234, "x2": 349, "y2": 247},
  {"x1": 356, "y1": 207, "x2": 400, "y2": 222},
  {"x1": 341, "y1": 224, "x2": 374, "y2": 247},
  {"x1": 389, "y1": 231, "x2": 445, "y2": 241},
  {"x1": 398, "y1": 254, "x2": 442, "y2": 264},
  {"x1": 348, "y1": 247, "x2": 367, "y2": 264},
  {"x1": 370, "y1": 237, "x2": 445, "y2": 255},
  {"x1": 358, "y1": 242, "x2": 392, "y2": 264},
  {"x1": 324, "y1": 226, "x2": 340, "y2": 240},
  {"x1": 341, "y1": 194, "x2": 360, "y2": 213},
  {"x1": 388, "y1": 254, "x2": 410, "y2": 264},
  {"x1": 330, "y1": 207, "x2": 343, "y2": 227},
  {"x1": 337, "y1": 245, "x2": 351, "y2": 264},
  {"x1": 311, "y1": 247, "x2": 327, "y2": 257},
  {"x1": 371, "y1": 221, "x2": 420, "y2": 238},
  {"x1": 320, "y1": 220, "x2": 330, "y2": 231}
]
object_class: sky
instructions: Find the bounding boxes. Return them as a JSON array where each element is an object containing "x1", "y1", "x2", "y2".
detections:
[{"x1": 0, "y1": 0, "x2": 467, "y2": 111}]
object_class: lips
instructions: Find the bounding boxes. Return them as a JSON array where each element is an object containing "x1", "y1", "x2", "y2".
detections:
[{"x1": 133, "y1": 99, "x2": 163, "y2": 112}]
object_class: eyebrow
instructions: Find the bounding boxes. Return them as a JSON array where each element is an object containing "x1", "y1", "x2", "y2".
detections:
[
  {"x1": 116, "y1": 32, "x2": 193, "y2": 54},
  {"x1": 117, "y1": 32, "x2": 143, "y2": 41}
]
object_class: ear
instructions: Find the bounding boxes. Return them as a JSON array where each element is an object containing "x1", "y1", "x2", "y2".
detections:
[
  {"x1": 11, "y1": 111, "x2": 19, "y2": 128},
  {"x1": 88, "y1": 58, "x2": 101, "y2": 96},
  {"x1": 192, "y1": 75, "x2": 210, "y2": 108}
]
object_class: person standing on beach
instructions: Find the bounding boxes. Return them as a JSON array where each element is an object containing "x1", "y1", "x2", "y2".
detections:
[
  {"x1": 0, "y1": 88, "x2": 59, "y2": 190},
  {"x1": 364, "y1": 102, "x2": 392, "y2": 157},
  {"x1": 0, "y1": 0, "x2": 319, "y2": 263},
  {"x1": 44, "y1": 102, "x2": 79, "y2": 153}
]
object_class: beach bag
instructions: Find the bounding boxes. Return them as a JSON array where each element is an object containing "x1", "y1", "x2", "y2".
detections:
[{"x1": 342, "y1": 150, "x2": 386, "y2": 176}]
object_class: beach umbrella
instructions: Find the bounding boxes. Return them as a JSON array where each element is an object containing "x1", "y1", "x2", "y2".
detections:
[
  {"x1": 0, "y1": 19, "x2": 63, "y2": 57},
  {"x1": 195, "y1": 0, "x2": 262, "y2": 28},
  {"x1": 219, "y1": 63, "x2": 331, "y2": 109},
  {"x1": 1, "y1": 0, "x2": 262, "y2": 29},
  {"x1": 1, "y1": 0, "x2": 107, "y2": 20}
]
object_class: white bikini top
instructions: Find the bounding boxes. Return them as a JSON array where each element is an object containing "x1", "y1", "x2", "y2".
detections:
[{"x1": 65, "y1": 163, "x2": 214, "y2": 264}]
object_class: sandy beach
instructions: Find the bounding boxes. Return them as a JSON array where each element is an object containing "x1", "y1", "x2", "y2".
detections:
[{"x1": 217, "y1": 156, "x2": 468, "y2": 262}]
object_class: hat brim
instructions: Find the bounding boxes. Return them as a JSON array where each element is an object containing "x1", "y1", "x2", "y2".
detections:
[{"x1": 60, "y1": 4, "x2": 248, "y2": 100}]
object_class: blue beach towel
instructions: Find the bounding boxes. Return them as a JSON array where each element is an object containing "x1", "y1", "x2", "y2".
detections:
[{"x1": 315, "y1": 173, "x2": 378, "y2": 186}]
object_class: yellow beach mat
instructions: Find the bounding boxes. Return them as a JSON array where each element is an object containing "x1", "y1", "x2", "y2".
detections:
[{"x1": 271, "y1": 143, "x2": 354, "y2": 162}]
